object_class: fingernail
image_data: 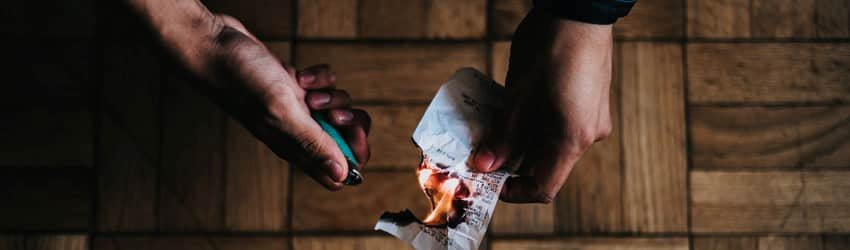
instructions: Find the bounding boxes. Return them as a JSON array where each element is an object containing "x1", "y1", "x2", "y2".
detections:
[
  {"x1": 329, "y1": 74, "x2": 336, "y2": 83},
  {"x1": 312, "y1": 92, "x2": 331, "y2": 106},
  {"x1": 474, "y1": 148, "x2": 495, "y2": 171},
  {"x1": 300, "y1": 74, "x2": 316, "y2": 83},
  {"x1": 337, "y1": 110, "x2": 354, "y2": 122},
  {"x1": 324, "y1": 160, "x2": 345, "y2": 182}
]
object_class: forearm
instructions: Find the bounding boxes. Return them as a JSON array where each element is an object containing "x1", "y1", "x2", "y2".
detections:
[{"x1": 125, "y1": 0, "x2": 223, "y2": 77}]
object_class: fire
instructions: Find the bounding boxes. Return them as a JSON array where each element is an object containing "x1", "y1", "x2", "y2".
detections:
[{"x1": 417, "y1": 158, "x2": 471, "y2": 227}]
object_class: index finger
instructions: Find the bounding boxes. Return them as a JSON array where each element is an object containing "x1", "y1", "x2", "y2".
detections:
[
  {"x1": 297, "y1": 64, "x2": 337, "y2": 90},
  {"x1": 500, "y1": 144, "x2": 581, "y2": 203}
]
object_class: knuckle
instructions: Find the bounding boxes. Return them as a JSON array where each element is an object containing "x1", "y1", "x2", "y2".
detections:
[
  {"x1": 534, "y1": 190, "x2": 557, "y2": 204},
  {"x1": 598, "y1": 122, "x2": 613, "y2": 140}
]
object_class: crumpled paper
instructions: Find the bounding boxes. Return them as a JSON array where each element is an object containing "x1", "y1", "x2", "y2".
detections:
[{"x1": 375, "y1": 67, "x2": 516, "y2": 250}]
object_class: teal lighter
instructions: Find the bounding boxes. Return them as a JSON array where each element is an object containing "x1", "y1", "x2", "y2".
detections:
[{"x1": 311, "y1": 112, "x2": 363, "y2": 185}]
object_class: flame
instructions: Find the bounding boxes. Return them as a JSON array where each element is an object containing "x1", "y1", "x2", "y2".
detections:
[{"x1": 417, "y1": 158, "x2": 470, "y2": 226}]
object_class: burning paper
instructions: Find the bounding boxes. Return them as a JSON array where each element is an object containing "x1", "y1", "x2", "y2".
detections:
[{"x1": 375, "y1": 68, "x2": 516, "y2": 250}]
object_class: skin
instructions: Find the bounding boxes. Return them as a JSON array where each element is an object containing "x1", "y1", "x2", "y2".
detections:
[
  {"x1": 127, "y1": 0, "x2": 613, "y2": 202},
  {"x1": 471, "y1": 9, "x2": 614, "y2": 203},
  {"x1": 125, "y1": 0, "x2": 370, "y2": 190}
]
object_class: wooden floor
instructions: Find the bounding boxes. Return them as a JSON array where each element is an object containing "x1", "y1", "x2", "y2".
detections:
[{"x1": 1, "y1": 0, "x2": 849, "y2": 249}]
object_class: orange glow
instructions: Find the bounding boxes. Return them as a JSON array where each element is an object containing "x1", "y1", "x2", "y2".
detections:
[{"x1": 417, "y1": 158, "x2": 470, "y2": 226}]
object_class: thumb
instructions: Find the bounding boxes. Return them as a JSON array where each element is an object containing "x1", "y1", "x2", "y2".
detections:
[
  {"x1": 290, "y1": 113, "x2": 349, "y2": 189},
  {"x1": 471, "y1": 102, "x2": 522, "y2": 173}
]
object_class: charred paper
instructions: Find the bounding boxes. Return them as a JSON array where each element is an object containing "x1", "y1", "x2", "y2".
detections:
[{"x1": 375, "y1": 68, "x2": 516, "y2": 250}]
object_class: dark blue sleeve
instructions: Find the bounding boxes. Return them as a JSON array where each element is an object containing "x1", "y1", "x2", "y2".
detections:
[{"x1": 533, "y1": 0, "x2": 637, "y2": 24}]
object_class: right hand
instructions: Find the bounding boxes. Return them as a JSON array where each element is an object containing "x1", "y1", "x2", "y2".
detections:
[{"x1": 199, "y1": 15, "x2": 371, "y2": 190}]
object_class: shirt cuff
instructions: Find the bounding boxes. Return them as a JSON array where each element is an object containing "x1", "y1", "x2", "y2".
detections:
[{"x1": 533, "y1": 0, "x2": 637, "y2": 24}]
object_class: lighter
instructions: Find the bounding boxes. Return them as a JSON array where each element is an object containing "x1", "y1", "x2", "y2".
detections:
[{"x1": 311, "y1": 112, "x2": 363, "y2": 185}]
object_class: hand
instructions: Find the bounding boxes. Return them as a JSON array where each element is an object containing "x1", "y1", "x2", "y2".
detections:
[
  {"x1": 193, "y1": 15, "x2": 370, "y2": 190},
  {"x1": 471, "y1": 9, "x2": 613, "y2": 203}
]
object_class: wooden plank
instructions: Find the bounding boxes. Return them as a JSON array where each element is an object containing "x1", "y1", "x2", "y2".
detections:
[
  {"x1": 222, "y1": 42, "x2": 290, "y2": 231},
  {"x1": 292, "y1": 236, "x2": 412, "y2": 250},
  {"x1": 265, "y1": 42, "x2": 291, "y2": 64},
  {"x1": 358, "y1": 0, "x2": 485, "y2": 39},
  {"x1": 360, "y1": 105, "x2": 425, "y2": 170},
  {"x1": 297, "y1": 0, "x2": 357, "y2": 38},
  {"x1": 691, "y1": 170, "x2": 850, "y2": 233},
  {"x1": 686, "y1": 0, "x2": 751, "y2": 38},
  {"x1": 224, "y1": 118, "x2": 289, "y2": 231},
  {"x1": 558, "y1": 42, "x2": 623, "y2": 232},
  {"x1": 2, "y1": 0, "x2": 94, "y2": 37},
  {"x1": 490, "y1": 41, "x2": 511, "y2": 84},
  {"x1": 97, "y1": 42, "x2": 161, "y2": 231},
  {"x1": 0, "y1": 235, "x2": 88, "y2": 250},
  {"x1": 490, "y1": 0, "x2": 532, "y2": 38},
  {"x1": 0, "y1": 167, "x2": 91, "y2": 230},
  {"x1": 824, "y1": 235, "x2": 850, "y2": 250},
  {"x1": 158, "y1": 76, "x2": 225, "y2": 231},
  {"x1": 620, "y1": 42, "x2": 687, "y2": 233},
  {"x1": 759, "y1": 236, "x2": 823, "y2": 250},
  {"x1": 202, "y1": 0, "x2": 293, "y2": 39},
  {"x1": 358, "y1": 0, "x2": 424, "y2": 38},
  {"x1": 688, "y1": 43, "x2": 850, "y2": 104},
  {"x1": 424, "y1": 0, "x2": 486, "y2": 39},
  {"x1": 291, "y1": 171, "x2": 428, "y2": 231},
  {"x1": 614, "y1": 0, "x2": 683, "y2": 38},
  {"x1": 94, "y1": 237, "x2": 285, "y2": 250},
  {"x1": 491, "y1": 237, "x2": 689, "y2": 250},
  {"x1": 752, "y1": 0, "x2": 816, "y2": 38},
  {"x1": 491, "y1": 203, "x2": 555, "y2": 235},
  {"x1": 693, "y1": 236, "x2": 758, "y2": 250},
  {"x1": 815, "y1": 0, "x2": 850, "y2": 38},
  {"x1": 296, "y1": 43, "x2": 487, "y2": 103},
  {"x1": 690, "y1": 106, "x2": 850, "y2": 168},
  {"x1": 0, "y1": 40, "x2": 93, "y2": 166}
]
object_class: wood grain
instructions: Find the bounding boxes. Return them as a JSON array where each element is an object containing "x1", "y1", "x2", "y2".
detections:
[
  {"x1": 158, "y1": 75, "x2": 225, "y2": 231},
  {"x1": 691, "y1": 106, "x2": 850, "y2": 168},
  {"x1": 490, "y1": 41, "x2": 511, "y2": 84},
  {"x1": 94, "y1": 237, "x2": 285, "y2": 250},
  {"x1": 224, "y1": 118, "x2": 289, "y2": 231},
  {"x1": 558, "y1": 45, "x2": 623, "y2": 232},
  {"x1": 620, "y1": 42, "x2": 688, "y2": 233},
  {"x1": 360, "y1": 105, "x2": 425, "y2": 170},
  {"x1": 691, "y1": 170, "x2": 850, "y2": 233},
  {"x1": 298, "y1": 0, "x2": 357, "y2": 38},
  {"x1": 752, "y1": 0, "x2": 816, "y2": 38},
  {"x1": 202, "y1": 0, "x2": 293, "y2": 39},
  {"x1": 693, "y1": 236, "x2": 758, "y2": 250},
  {"x1": 292, "y1": 236, "x2": 412, "y2": 250},
  {"x1": 97, "y1": 43, "x2": 161, "y2": 231},
  {"x1": 688, "y1": 43, "x2": 850, "y2": 104},
  {"x1": 0, "y1": 235, "x2": 87, "y2": 250},
  {"x1": 686, "y1": 0, "x2": 751, "y2": 38},
  {"x1": 424, "y1": 0, "x2": 486, "y2": 39},
  {"x1": 265, "y1": 42, "x2": 291, "y2": 64},
  {"x1": 0, "y1": 167, "x2": 91, "y2": 230},
  {"x1": 0, "y1": 40, "x2": 93, "y2": 166},
  {"x1": 614, "y1": 0, "x2": 683, "y2": 38},
  {"x1": 2, "y1": 0, "x2": 94, "y2": 37},
  {"x1": 815, "y1": 0, "x2": 850, "y2": 38},
  {"x1": 491, "y1": 203, "x2": 555, "y2": 235},
  {"x1": 291, "y1": 171, "x2": 428, "y2": 231},
  {"x1": 358, "y1": 0, "x2": 485, "y2": 39},
  {"x1": 490, "y1": 0, "x2": 533, "y2": 38},
  {"x1": 824, "y1": 236, "x2": 850, "y2": 250},
  {"x1": 759, "y1": 236, "x2": 823, "y2": 250},
  {"x1": 296, "y1": 43, "x2": 487, "y2": 103},
  {"x1": 491, "y1": 237, "x2": 689, "y2": 250}
]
